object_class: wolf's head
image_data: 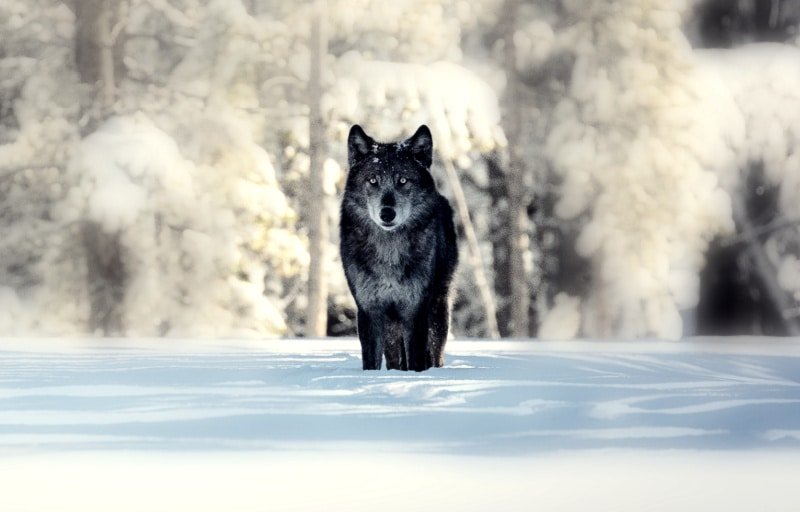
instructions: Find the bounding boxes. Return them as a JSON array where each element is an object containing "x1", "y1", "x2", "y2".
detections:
[{"x1": 344, "y1": 124, "x2": 437, "y2": 232}]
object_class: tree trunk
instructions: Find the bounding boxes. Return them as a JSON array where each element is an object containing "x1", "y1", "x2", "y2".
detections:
[
  {"x1": 443, "y1": 159, "x2": 500, "y2": 339},
  {"x1": 502, "y1": 0, "x2": 530, "y2": 337},
  {"x1": 74, "y1": 0, "x2": 128, "y2": 334},
  {"x1": 486, "y1": 152, "x2": 512, "y2": 337},
  {"x1": 305, "y1": 3, "x2": 329, "y2": 337},
  {"x1": 74, "y1": 0, "x2": 126, "y2": 112},
  {"x1": 82, "y1": 221, "x2": 126, "y2": 335}
]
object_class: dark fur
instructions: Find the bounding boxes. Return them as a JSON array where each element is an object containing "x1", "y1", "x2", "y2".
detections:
[{"x1": 340, "y1": 125, "x2": 458, "y2": 371}]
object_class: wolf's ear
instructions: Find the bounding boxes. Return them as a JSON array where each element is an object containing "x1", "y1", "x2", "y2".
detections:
[
  {"x1": 348, "y1": 124, "x2": 374, "y2": 167},
  {"x1": 406, "y1": 125, "x2": 433, "y2": 168}
]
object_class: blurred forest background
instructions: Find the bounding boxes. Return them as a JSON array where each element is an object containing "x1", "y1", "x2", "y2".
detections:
[{"x1": 1, "y1": 0, "x2": 800, "y2": 340}]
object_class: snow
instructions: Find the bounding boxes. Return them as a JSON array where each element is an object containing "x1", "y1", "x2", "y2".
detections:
[
  {"x1": 4, "y1": 450, "x2": 800, "y2": 512},
  {"x1": 1, "y1": 338, "x2": 799, "y2": 511},
  {"x1": 538, "y1": 292, "x2": 581, "y2": 339},
  {"x1": 70, "y1": 115, "x2": 193, "y2": 233},
  {"x1": 328, "y1": 51, "x2": 505, "y2": 158}
]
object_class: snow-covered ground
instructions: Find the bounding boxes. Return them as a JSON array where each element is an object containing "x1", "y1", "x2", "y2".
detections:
[{"x1": 1, "y1": 338, "x2": 800, "y2": 511}]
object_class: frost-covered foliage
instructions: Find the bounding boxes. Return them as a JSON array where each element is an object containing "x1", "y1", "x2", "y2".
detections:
[
  {"x1": 537, "y1": 2, "x2": 800, "y2": 339},
  {"x1": 542, "y1": 1, "x2": 735, "y2": 339},
  {"x1": 0, "y1": 1, "x2": 78, "y2": 166},
  {"x1": 695, "y1": 44, "x2": 800, "y2": 312},
  {"x1": 2, "y1": 0, "x2": 799, "y2": 339},
  {"x1": 273, "y1": 0, "x2": 501, "y2": 64},
  {"x1": 0, "y1": 0, "x2": 82, "y2": 334},
  {"x1": 327, "y1": 52, "x2": 505, "y2": 160},
  {"x1": 53, "y1": 115, "x2": 292, "y2": 336},
  {"x1": 0, "y1": 0, "x2": 306, "y2": 336}
]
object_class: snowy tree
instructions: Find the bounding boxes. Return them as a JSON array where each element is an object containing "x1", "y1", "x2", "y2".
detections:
[
  {"x1": 4, "y1": 0, "x2": 799, "y2": 340},
  {"x1": 0, "y1": 0, "x2": 82, "y2": 333},
  {"x1": 693, "y1": 44, "x2": 800, "y2": 335},
  {"x1": 532, "y1": 0, "x2": 800, "y2": 339},
  {"x1": 542, "y1": 1, "x2": 735, "y2": 339},
  {"x1": 1, "y1": 0, "x2": 307, "y2": 336}
]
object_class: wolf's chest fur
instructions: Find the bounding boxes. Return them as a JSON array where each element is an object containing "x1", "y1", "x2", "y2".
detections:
[{"x1": 348, "y1": 227, "x2": 436, "y2": 316}]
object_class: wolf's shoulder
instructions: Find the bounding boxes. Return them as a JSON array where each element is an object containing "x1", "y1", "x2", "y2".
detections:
[
  {"x1": 435, "y1": 193, "x2": 455, "y2": 216},
  {"x1": 433, "y1": 193, "x2": 458, "y2": 271},
  {"x1": 433, "y1": 194, "x2": 456, "y2": 235}
]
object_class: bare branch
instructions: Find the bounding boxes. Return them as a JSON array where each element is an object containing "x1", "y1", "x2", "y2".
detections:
[
  {"x1": 732, "y1": 202, "x2": 800, "y2": 336},
  {"x1": 109, "y1": 18, "x2": 128, "y2": 45},
  {"x1": 722, "y1": 216, "x2": 800, "y2": 247},
  {"x1": 126, "y1": 32, "x2": 197, "y2": 48}
]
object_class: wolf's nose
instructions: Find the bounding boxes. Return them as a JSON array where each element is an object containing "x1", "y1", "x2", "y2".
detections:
[{"x1": 379, "y1": 207, "x2": 396, "y2": 223}]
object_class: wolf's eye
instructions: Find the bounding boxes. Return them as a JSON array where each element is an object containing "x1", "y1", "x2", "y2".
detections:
[
  {"x1": 368, "y1": 177, "x2": 378, "y2": 185},
  {"x1": 398, "y1": 177, "x2": 407, "y2": 185}
]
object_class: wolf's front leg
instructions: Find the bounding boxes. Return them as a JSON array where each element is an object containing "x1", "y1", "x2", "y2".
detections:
[
  {"x1": 383, "y1": 318, "x2": 406, "y2": 371},
  {"x1": 427, "y1": 291, "x2": 449, "y2": 368},
  {"x1": 408, "y1": 305, "x2": 433, "y2": 372},
  {"x1": 357, "y1": 309, "x2": 383, "y2": 370}
]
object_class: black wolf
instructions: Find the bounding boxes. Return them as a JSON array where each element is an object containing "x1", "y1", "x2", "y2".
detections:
[{"x1": 340, "y1": 125, "x2": 458, "y2": 371}]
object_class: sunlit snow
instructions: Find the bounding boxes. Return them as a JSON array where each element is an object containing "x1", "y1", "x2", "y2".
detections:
[{"x1": 1, "y1": 338, "x2": 799, "y2": 511}]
